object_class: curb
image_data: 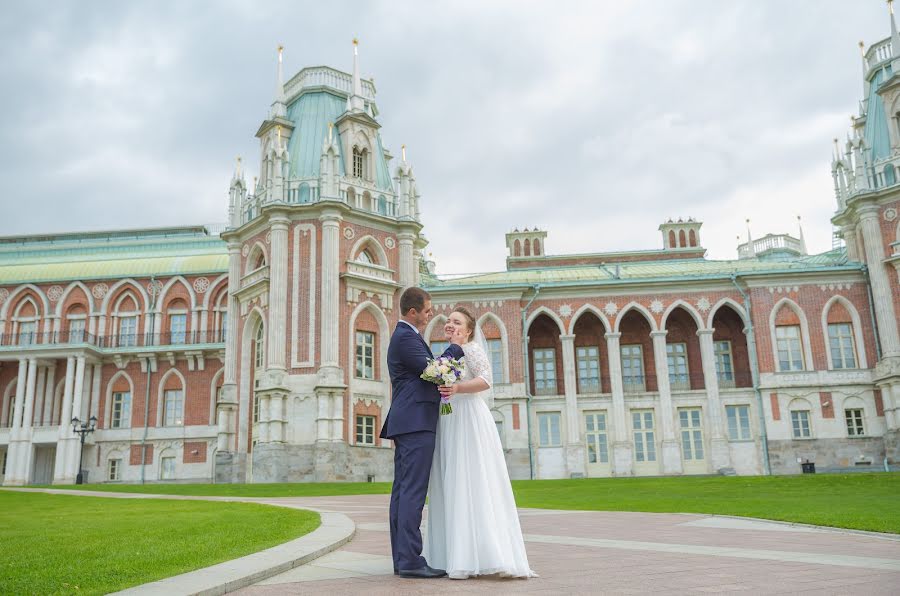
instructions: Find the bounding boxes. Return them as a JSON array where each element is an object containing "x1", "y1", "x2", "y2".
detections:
[{"x1": 4, "y1": 489, "x2": 356, "y2": 595}]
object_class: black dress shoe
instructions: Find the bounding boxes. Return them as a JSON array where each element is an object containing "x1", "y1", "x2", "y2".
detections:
[{"x1": 397, "y1": 565, "x2": 447, "y2": 578}]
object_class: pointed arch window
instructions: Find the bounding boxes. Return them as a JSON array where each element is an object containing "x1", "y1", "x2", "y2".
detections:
[
  {"x1": 353, "y1": 147, "x2": 363, "y2": 178},
  {"x1": 254, "y1": 323, "x2": 265, "y2": 370},
  {"x1": 356, "y1": 250, "x2": 374, "y2": 264}
]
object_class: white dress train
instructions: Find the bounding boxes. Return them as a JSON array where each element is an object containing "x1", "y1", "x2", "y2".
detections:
[{"x1": 424, "y1": 341, "x2": 535, "y2": 579}]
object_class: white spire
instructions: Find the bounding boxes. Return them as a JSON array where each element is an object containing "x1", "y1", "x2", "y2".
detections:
[
  {"x1": 349, "y1": 38, "x2": 365, "y2": 112},
  {"x1": 401, "y1": 144, "x2": 407, "y2": 162},
  {"x1": 890, "y1": 1, "x2": 900, "y2": 71},
  {"x1": 797, "y1": 215, "x2": 807, "y2": 255},
  {"x1": 271, "y1": 44, "x2": 287, "y2": 119},
  {"x1": 745, "y1": 218, "x2": 755, "y2": 257}
]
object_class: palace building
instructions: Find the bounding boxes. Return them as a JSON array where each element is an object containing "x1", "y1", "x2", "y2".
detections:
[{"x1": 1, "y1": 26, "x2": 898, "y2": 485}]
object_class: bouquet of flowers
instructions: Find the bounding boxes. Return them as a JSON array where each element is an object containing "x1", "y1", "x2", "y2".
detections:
[{"x1": 420, "y1": 356, "x2": 466, "y2": 414}]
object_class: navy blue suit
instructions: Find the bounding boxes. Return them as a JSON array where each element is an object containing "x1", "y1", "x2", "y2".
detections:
[{"x1": 380, "y1": 322, "x2": 464, "y2": 571}]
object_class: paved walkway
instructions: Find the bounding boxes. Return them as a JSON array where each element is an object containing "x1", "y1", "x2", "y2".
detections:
[{"x1": 236, "y1": 495, "x2": 900, "y2": 595}]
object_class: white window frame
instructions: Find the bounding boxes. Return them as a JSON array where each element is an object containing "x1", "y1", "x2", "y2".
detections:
[
  {"x1": 538, "y1": 411, "x2": 561, "y2": 447},
  {"x1": 111, "y1": 391, "x2": 131, "y2": 429},
  {"x1": 17, "y1": 320, "x2": 36, "y2": 345},
  {"x1": 790, "y1": 409, "x2": 811, "y2": 439},
  {"x1": 621, "y1": 344, "x2": 645, "y2": 393},
  {"x1": 160, "y1": 456, "x2": 176, "y2": 480},
  {"x1": 254, "y1": 323, "x2": 265, "y2": 369},
  {"x1": 667, "y1": 343, "x2": 690, "y2": 390},
  {"x1": 576, "y1": 345, "x2": 601, "y2": 393},
  {"x1": 584, "y1": 411, "x2": 610, "y2": 464},
  {"x1": 827, "y1": 323, "x2": 857, "y2": 370},
  {"x1": 163, "y1": 389, "x2": 184, "y2": 427},
  {"x1": 725, "y1": 404, "x2": 751, "y2": 441},
  {"x1": 678, "y1": 408, "x2": 704, "y2": 461},
  {"x1": 632, "y1": 409, "x2": 657, "y2": 462},
  {"x1": 775, "y1": 325, "x2": 805, "y2": 372},
  {"x1": 119, "y1": 315, "x2": 138, "y2": 348},
  {"x1": 845, "y1": 408, "x2": 865, "y2": 437},
  {"x1": 714, "y1": 340, "x2": 734, "y2": 387},
  {"x1": 355, "y1": 331, "x2": 375, "y2": 379},
  {"x1": 533, "y1": 348, "x2": 557, "y2": 396},
  {"x1": 107, "y1": 458, "x2": 121, "y2": 481},
  {"x1": 355, "y1": 414, "x2": 376, "y2": 445},
  {"x1": 169, "y1": 312, "x2": 188, "y2": 345},
  {"x1": 486, "y1": 338, "x2": 504, "y2": 385},
  {"x1": 68, "y1": 316, "x2": 86, "y2": 343}
]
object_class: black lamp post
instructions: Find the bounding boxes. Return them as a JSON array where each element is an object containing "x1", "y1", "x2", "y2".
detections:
[{"x1": 71, "y1": 415, "x2": 97, "y2": 485}]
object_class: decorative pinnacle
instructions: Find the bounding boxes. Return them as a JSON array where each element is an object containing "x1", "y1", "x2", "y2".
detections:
[
  {"x1": 859, "y1": 40, "x2": 865, "y2": 55},
  {"x1": 277, "y1": 44, "x2": 284, "y2": 62},
  {"x1": 890, "y1": 0, "x2": 895, "y2": 16},
  {"x1": 401, "y1": 144, "x2": 407, "y2": 161}
]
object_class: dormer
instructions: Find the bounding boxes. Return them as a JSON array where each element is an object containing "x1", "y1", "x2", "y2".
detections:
[
  {"x1": 506, "y1": 228, "x2": 547, "y2": 258},
  {"x1": 659, "y1": 218, "x2": 702, "y2": 250}
]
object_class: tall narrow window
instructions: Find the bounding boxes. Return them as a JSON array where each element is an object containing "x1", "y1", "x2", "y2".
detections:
[
  {"x1": 715, "y1": 341, "x2": 734, "y2": 387},
  {"x1": 355, "y1": 331, "x2": 375, "y2": 379},
  {"x1": 487, "y1": 338, "x2": 504, "y2": 385},
  {"x1": 163, "y1": 389, "x2": 184, "y2": 427},
  {"x1": 356, "y1": 415, "x2": 376, "y2": 445},
  {"x1": 533, "y1": 348, "x2": 557, "y2": 395},
  {"x1": 845, "y1": 408, "x2": 865, "y2": 436},
  {"x1": 111, "y1": 391, "x2": 131, "y2": 429},
  {"x1": 791, "y1": 410, "x2": 811, "y2": 438},
  {"x1": 632, "y1": 410, "x2": 656, "y2": 462},
  {"x1": 353, "y1": 147, "x2": 363, "y2": 178},
  {"x1": 576, "y1": 346, "x2": 600, "y2": 393},
  {"x1": 18, "y1": 321, "x2": 36, "y2": 345},
  {"x1": 160, "y1": 456, "x2": 176, "y2": 480},
  {"x1": 584, "y1": 412, "x2": 609, "y2": 464},
  {"x1": 538, "y1": 412, "x2": 561, "y2": 447},
  {"x1": 621, "y1": 345, "x2": 645, "y2": 392},
  {"x1": 828, "y1": 323, "x2": 857, "y2": 369},
  {"x1": 666, "y1": 343, "x2": 689, "y2": 390},
  {"x1": 726, "y1": 405, "x2": 751, "y2": 441},
  {"x1": 775, "y1": 326, "x2": 804, "y2": 371},
  {"x1": 220, "y1": 311, "x2": 228, "y2": 342},
  {"x1": 254, "y1": 324, "x2": 265, "y2": 369},
  {"x1": 107, "y1": 459, "x2": 121, "y2": 481},
  {"x1": 169, "y1": 313, "x2": 187, "y2": 345},
  {"x1": 68, "y1": 319, "x2": 86, "y2": 343},
  {"x1": 253, "y1": 395, "x2": 260, "y2": 423},
  {"x1": 119, "y1": 316, "x2": 137, "y2": 347},
  {"x1": 679, "y1": 408, "x2": 704, "y2": 461}
]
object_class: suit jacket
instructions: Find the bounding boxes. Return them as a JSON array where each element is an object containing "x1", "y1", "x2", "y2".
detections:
[{"x1": 379, "y1": 322, "x2": 465, "y2": 439}]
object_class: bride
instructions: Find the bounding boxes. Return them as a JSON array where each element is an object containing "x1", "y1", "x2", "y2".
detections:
[{"x1": 423, "y1": 306, "x2": 535, "y2": 580}]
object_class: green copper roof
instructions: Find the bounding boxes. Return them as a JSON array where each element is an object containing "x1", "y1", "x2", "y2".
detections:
[
  {"x1": 0, "y1": 227, "x2": 227, "y2": 285},
  {"x1": 428, "y1": 249, "x2": 858, "y2": 290},
  {"x1": 867, "y1": 66, "x2": 892, "y2": 163},
  {"x1": 286, "y1": 90, "x2": 394, "y2": 192}
]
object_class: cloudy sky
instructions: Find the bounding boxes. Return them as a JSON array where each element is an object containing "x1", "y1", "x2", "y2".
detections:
[{"x1": 0, "y1": 1, "x2": 890, "y2": 274}]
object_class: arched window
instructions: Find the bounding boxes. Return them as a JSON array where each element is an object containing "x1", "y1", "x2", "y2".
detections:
[
  {"x1": 356, "y1": 250, "x2": 374, "y2": 264},
  {"x1": 353, "y1": 147, "x2": 363, "y2": 178},
  {"x1": 885, "y1": 164, "x2": 896, "y2": 186},
  {"x1": 254, "y1": 322, "x2": 265, "y2": 370},
  {"x1": 299, "y1": 182, "x2": 310, "y2": 203},
  {"x1": 378, "y1": 194, "x2": 387, "y2": 215},
  {"x1": 524, "y1": 238, "x2": 532, "y2": 256},
  {"x1": 678, "y1": 230, "x2": 687, "y2": 247},
  {"x1": 533, "y1": 239, "x2": 541, "y2": 255},
  {"x1": 688, "y1": 230, "x2": 697, "y2": 247},
  {"x1": 668, "y1": 230, "x2": 676, "y2": 248},
  {"x1": 514, "y1": 239, "x2": 521, "y2": 257}
]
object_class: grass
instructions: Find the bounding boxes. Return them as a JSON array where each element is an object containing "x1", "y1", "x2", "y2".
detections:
[
  {"x1": 34, "y1": 472, "x2": 900, "y2": 534},
  {"x1": 0, "y1": 490, "x2": 320, "y2": 596}
]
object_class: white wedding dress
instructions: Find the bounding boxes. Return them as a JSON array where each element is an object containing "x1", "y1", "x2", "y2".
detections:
[{"x1": 423, "y1": 340, "x2": 534, "y2": 579}]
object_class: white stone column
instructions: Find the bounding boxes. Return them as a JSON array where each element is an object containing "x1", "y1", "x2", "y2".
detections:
[
  {"x1": 258, "y1": 394, "x2": 270, "y2": 443},
  {"x1": 33, "y1": 365, "x2": 46, "y2": 427},
  {"x1": 331, "y1": 393, "x2": 344, "y2": 442},
  {"x1": 42, "y1": 364, "x2": 56, "y2": 426},
  {"x1": 859, "y1": 206, "x2": 900, "y2": 357},
  {"x1": 651, "y1": 331, "x2": 682, "y2": 475},
  {"x1": 21, "y1": 359, "x2": 37, "y2": 431},
  {"x1": 267, "y1": 215, "x2": 289, "y2": 370},
  {"x1": 843, "y1": 226, "x2": 859, "y2": 261},
  {"x1": 15, "y1": 359, "x2": 38, "y2": 482},
  {"x1": 884, "y1": 384, "x2": 898, "y2": 431},
  {"x1": 66, "y1": 357, "x2": 87, "y2": 478},
  {"x1": 10, "y1": 359, "x2": 27, "y2": 431},
  {"x1": 605, "y1": 332, "x2": 632, "y2": 475},
  {"x1": 53, "y1": 357, "x2": 76, "y2": 484},
  {"x1": 397, "y1": 231, "x2": 416, "y2": 289},
  {"x1": 560, "y1": 334, "x2": 584, "y2": 477},
  {"x1": 90, "y1": 363, "x2": 101, "y2": 421},
  {"x1": 319, "y1": 210, "x2": 342, "y2": 368},
  {"x1": 78, "y1": 361, "x2": 93, "y2": 422},
  {"x1": 224, "y1": 242, "x2": 242, "y2": 385},
  {"x1": 269, "y1": 394, "x2": 285, "y2": 443},
  {"x1": 698, "y1": 329, "x2": 731, "y2": 471}
]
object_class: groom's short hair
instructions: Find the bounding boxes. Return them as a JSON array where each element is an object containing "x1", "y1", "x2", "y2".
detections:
[{"x1": 400, "y1": 287, "x2": 431, "y2": 314}]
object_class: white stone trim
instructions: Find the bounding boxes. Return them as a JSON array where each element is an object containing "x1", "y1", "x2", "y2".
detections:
[
  {"x1": 104, "y1": 371, "x2": 135, "y2": 430},
  {"x1": 706, "y1": 297, "x2": 749, "y2": 329},
  {"x1": 613, "y1": 301, "x2": 659, "y2": 333},
  {"x1": 477, "y1": 311, "x2": 511, "y2": 384},
  {"x1": 769, "y1": 297, "x2": 815, "y2": 372},
  {"x1": 348, "y1": 234, "x2": 389, "y2": 268},
  {"x1": 567, "y1": 303, "x2": 612, "y2": 335},
  {"x1": 660, "y1": 299, "x2": 706, "y2": 331},
  {"x1": 0, "y1": 284, "x2": 50, "y2": 322},
  {"x1": 525, "y1": 306, "x2": 567, "y2": 335},
  {"x1": 157, "y1": 368, "x2": 187, "y2": 428},
  {"x1": 53, "y1": 282, "x2": 96, "y2": 319}
]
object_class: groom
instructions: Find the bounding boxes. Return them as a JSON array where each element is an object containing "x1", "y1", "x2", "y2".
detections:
[{"x1": 380, "y1": 287, "x2": 464, "y2": 579}]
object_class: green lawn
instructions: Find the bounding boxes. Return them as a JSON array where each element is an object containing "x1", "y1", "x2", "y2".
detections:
[
  {"x1": 40, "y1": 473, "x2": 900, "y2": 534},
  {"x1": 0, "y1": 491, "x2": 319, "y2": 596}
]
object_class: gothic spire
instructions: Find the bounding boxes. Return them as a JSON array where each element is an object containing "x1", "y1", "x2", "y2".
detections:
[
  {"x1": 349, "y1": 38, "x2": 365, "y2": 112},
  {"x1": 270, "y1": 44, "x2": 287, "y2": 119}
]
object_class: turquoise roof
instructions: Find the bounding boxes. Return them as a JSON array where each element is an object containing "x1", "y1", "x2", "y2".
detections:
[
  {"x1": 285, "y1": 91, "x2": 394, "y2": 192},
  {"x1": 866, "y1": 65, "x2": 892, "y2": 163},
  {"x1": 0, "y1": 227, "x2": 227, "y2": 285},
  {"x1": 426, "y1": 249, "x2": 860, "y2": 291}
]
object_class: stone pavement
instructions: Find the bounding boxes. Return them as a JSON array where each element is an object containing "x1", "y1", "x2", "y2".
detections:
[{"x1": 236, "y1": 494, "x2": 900, "y2": 596}]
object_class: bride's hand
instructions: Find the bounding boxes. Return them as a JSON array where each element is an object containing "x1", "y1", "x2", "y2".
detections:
[
  {"x1": 439, "y1": 384, "x2": 458, "y2": 398},
  {"x1": 447, "y1": 327, "x2": 466, "y2": 346}
]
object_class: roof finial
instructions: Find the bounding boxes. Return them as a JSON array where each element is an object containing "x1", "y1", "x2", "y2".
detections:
[
  {"x1": 745, "y1": 218, "x2": 756, "y2": 257},
  {"x1": 350, "y1": 38, "x2": 364, "y2": 112},
  {"x1": 327, "y1": 121, "x2": 334, "y2": 143},
  {"x1": 889, "y1": 1, "x2": 900, "y2": 69},
  {"x1": 401, "y1": 144, "x2": 407, "y2": 161},
  {"x1": 797, "y1": 215, "x2": 807, "y2": 255},
  {"x1": 271, "y1": 44, "x2": 286, "y2": 118},
  {"x1": 236, "y1": 156, "x2": 242, "y2": 176}
]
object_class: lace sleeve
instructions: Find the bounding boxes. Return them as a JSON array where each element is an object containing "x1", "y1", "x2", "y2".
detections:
[{"x1": 464, "y1": 342, "x2": 493, "y2": 388}]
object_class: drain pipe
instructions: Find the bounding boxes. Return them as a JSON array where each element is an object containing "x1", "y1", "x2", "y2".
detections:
[
  {"x1": 521, "y1": 284, "x2": 541, "y2": 480},
  {"x1": 730, "y1": 274, "x2": 771, "y2": 476}
]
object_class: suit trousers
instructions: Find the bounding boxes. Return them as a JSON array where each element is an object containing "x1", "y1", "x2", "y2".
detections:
[{"x1": 389, "y1": 429, "x2": 437, "y2": 571}]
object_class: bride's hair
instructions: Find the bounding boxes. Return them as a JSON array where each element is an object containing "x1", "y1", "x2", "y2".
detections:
[{"x1": 451, "y1": 306, "x2": 476, "y2": 342}]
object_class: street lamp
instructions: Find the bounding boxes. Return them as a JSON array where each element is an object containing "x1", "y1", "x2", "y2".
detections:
[{"x1": 71, "y1": 415, "x2": 97, "y2": 485}]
